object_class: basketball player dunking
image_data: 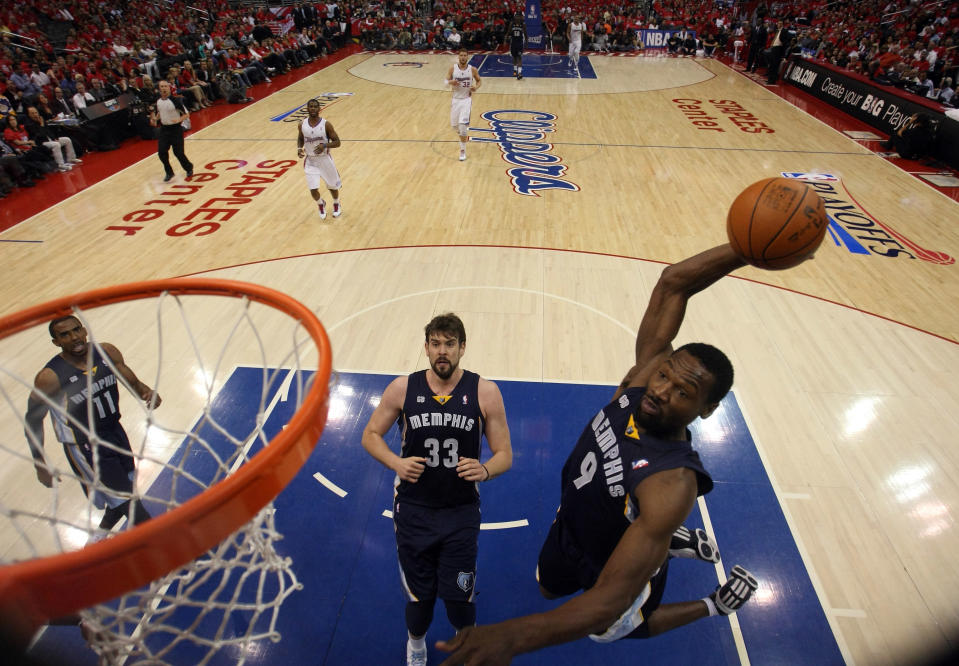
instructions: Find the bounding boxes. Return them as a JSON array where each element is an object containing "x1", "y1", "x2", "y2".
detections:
[
  {"x1": 446, "y1": 49, "x2": 482, "y2": 162},
  {"x1": 437, "y1": 242, "x2": 813, "y2": 662},
  {"x1": 296, "y1": 98, "x2": 342, "y2": 219}
]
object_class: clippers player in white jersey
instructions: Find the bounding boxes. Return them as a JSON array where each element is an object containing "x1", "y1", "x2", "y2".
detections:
[
  {"x1": 566, "y1": 13, "x2": 587, "y2": 70},
  {"x1": 363, "y1": 313, "x2": 512, "y2": 666},
  {"x1": 24, "y1": 316, "x2": 160, "y2": 532},
  {"x1": 446, "y1": 49, "x2": 481, "y2": 161},
  {"x1": 297, "y1": 97, "x2": 342, "y2": 218},
  {"x1": 437, "y1": 242, "x2": 817, "y2": 662}
]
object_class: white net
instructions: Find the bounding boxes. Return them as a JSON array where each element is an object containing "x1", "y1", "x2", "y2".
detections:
[{"x1": 0, "y1": 284, "x2": 329, "y2": 664}]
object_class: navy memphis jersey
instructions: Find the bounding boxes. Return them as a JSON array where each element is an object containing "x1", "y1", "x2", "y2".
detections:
[
  {"x1": 556, "y1": 386, "x2": 713, "y2": 570},
  {"x1": 45, "y1": 348, "x2": 124, "y2": 450},
  {"x1": 397, "y1": 369, "x2": 484, "y2": 508},
  {"x1": 509, "y1": 23, "x2": 525, "y2": 44}
]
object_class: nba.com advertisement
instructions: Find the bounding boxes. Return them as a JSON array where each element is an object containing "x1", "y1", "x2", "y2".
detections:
[{"x1": 783, "y1": 56, "x2": 959, "y2": 169}]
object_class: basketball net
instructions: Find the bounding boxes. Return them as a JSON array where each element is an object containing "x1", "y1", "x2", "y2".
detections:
[{"x1": 0, "y1": 280, "x2": 332, "y2": 664}]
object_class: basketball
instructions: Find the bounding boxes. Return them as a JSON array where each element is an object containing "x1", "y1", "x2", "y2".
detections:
[{"x1": 726, "y1": 177, "x2": 828, "y2": 270}]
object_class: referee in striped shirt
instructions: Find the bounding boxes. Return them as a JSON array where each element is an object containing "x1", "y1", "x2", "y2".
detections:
[{"x1": 150, "y1": 80, "x2": 194, "y2": 182}]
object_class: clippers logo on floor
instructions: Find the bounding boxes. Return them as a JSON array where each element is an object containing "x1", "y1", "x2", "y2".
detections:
[
  {"x1": 470, "y1": 110, "x2": 580, "y2": 197},
  {"x1": 782, "y1": 173, "x2": 954, "y2": 264}
]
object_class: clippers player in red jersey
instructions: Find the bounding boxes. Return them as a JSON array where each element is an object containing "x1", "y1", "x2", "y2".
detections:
[
  {"x1": 24, "y1": 316, "x2": 160, "y2": 533},
  {"x1": 437, "y1": 243, "x2": 811, "y2": 663},
  {"x1": 363, "y1": 313, "x2": 513, "y2": 666}
]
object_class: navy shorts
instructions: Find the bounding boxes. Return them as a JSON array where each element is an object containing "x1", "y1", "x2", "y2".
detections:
[
  {"x1": 394, "y1": 498, "x2": 480, "y2": 603},
  {"x1": 536, "y1": 518, "x2": 670, "y2": 639}
]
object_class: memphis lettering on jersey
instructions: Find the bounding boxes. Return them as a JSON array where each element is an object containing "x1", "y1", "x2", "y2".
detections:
[
  {"x1": 68, "y1": 373, "x2": 116, "y2": 404},
  {"x1": 589, "y1": 409, "x2": 625, "y2": 498},
  {"x1": 470, "y1": 110, "x2": 579, "y2": 196},
  {"x1": 408, "y1": 412, "x2": 475, "y2": 431}
]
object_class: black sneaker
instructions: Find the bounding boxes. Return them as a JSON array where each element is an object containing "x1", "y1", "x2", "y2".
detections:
[{"x1": 710, "y1": 566, "x2": 758, "y2": 615}]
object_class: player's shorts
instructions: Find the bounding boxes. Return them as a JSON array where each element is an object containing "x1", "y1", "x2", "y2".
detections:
[
  {"x1": 61, "y1": 423, "x2": 136, "y2": 510},
  {"x1": 450, "y1": 97, "x2": 472, "y2": 128},
  {"x1": 536, "y1": 516, "x2": 600, "y2": 596},
  {"x1": 536, "y1": 517, "x2": 669, "y2": 640},
  {"x1": 569, "y1": 40, "x2": 582, "y2": 58},
  {"x1": 394, "y1": 497, "x2": 480, "y2": 603},
  {"x1": 510, "y1": 41, "x2": 523, "y2": 58},
  {"x1": 304, "y1": 153, "x2": 341, "y2": 190}
]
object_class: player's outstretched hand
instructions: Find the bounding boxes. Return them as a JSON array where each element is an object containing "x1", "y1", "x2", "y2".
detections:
[
  {"x1": 437, "y1": 625, "x2": 515, "y2": 665},
  {"x1": 395, "y1": 456, "x2": 427, "y2": 483}
]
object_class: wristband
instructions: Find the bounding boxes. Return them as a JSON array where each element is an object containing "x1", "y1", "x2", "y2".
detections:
[
  {"x1": 482, "y1": 464, "x2": 490, "y2": 481},
  {"x1": 703, "y1": 597, "x2": 718, "y2": 617}
]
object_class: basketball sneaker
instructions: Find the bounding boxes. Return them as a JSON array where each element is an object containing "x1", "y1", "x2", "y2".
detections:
[
  {"x1": 406, "y1": 640, "x2": 427, "y2": 666},
  {"x1": 317, "y1": 199, "x2": 326, "y2": 219},
  {"x1": 459, "y1": 150, "x2": 466, "y2": 161},
  {"x1": 670, "y1": 525, "x2": 720, "y2": 563},
  {"x1": 332, "y1": 202, "x2": 341, "y2": 218},
  {"x1": 710, "y1": 566, "x2": 759, "y2": 615}
]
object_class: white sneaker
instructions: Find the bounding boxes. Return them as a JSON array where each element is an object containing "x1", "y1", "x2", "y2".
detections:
[
  {"x1": 317, "y1": 199, "x2": 327, "y2": 219},
  {"x1": 459, "y1": 150, "x2": 466, "y2": 161},
  {"x1": 406, "y1": 640, "x2": 427, "y2": 666},
  {"x1": 332, "y1": 202, "x2": 341, "y2": 218}
]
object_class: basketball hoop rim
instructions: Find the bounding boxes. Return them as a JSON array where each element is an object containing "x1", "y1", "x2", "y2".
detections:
[{"x1": 0, "y1": 278, "x2": 332, "y2": 645}]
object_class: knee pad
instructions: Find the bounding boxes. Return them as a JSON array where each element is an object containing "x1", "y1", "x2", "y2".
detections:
[
  {"x1": 444, "y1": 600, "x2": 475, "y2": 631},
  {"x1": 405, "y1": 600, "x2": 435, "y2": 637},
  {"x1": 458, "y1": 123, "x2": 469, "y2": 137}
]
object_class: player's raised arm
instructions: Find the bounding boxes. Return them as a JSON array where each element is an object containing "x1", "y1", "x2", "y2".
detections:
[{"x1": 620, "y1": 245, "x2": 746, "y2": 392}]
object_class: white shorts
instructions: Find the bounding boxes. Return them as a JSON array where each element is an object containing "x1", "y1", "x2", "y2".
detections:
[
  {"x1": 569, "y1": 40, "x2": 582, "y2": 59},
  {"x1": 450, "y1": 97, "x2": 472, "y2": 128},
  {"x1": 304, "y1": 153, "x2": 341, "y2": 190}
]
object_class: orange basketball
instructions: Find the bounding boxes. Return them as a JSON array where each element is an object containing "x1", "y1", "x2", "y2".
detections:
[{"x1": 726, "y1": 177, "x2": 828, "y2": 270}]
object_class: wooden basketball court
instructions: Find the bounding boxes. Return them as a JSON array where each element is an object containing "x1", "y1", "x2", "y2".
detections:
[{"x1": 3, "y1": 51, "x2": 958, "y2": 665}]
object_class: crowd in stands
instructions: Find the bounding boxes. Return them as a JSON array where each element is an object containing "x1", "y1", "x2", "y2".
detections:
[
  {"x1": 350, "y1": 0, "x2": 956, "y2": 103},
  {"x1": 1, "y1": 1, "x2": 957, "y2": 197},
  {"x1": 0, "y1": 0, "x2": 351, "y2": 198}
]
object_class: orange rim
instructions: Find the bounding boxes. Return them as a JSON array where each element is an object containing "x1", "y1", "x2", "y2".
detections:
[{"x1": 0, "y1": 279, "x2": 332, "y2": 644}]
